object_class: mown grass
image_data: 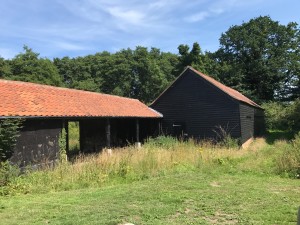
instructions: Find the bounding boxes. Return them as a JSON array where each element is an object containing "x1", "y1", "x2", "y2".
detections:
[
  {"x1": 0, "y1": 134, "x2": 300, "y2": 224},
  {"x1": 0, "y1": 171, "x2": 299, "y2": 224}
]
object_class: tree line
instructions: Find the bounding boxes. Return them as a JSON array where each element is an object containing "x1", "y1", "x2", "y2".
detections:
[{"x1": 0, "y1": 16, "x2": 299, "y2": 130}]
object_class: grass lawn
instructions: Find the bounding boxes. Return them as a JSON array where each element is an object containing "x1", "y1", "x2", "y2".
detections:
[{"x1": 0, "y1": 171, "x2": 299, "y2": 225}]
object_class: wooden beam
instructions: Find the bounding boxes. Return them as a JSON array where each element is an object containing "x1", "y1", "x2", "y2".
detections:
[
  {"x1": 106, "y1": 118, "x2": 111, "y2": 148},
  {"x1": 136, "y1": 119, "x2": 140, "y2": 142},
  {"x1": 65, "y1": 120, "x2": 69, "y2": 154},
  {"x1": 158, "y1": 121, "x2": 162, "y2": 136},
  {"x1": 62, "y1": 120, "x2": 69, "y2": 153}
]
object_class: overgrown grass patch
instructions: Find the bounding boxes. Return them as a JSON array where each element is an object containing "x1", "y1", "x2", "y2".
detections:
[
  {"x1": 1, "y1": 134, "x2": 300, "y2": 196},
  {"x1": 0, "y1": 171, "x2": 299, "y2": 224},
  {"x1": 1, "y1": 134, "x2": 300, "y2": 224}
]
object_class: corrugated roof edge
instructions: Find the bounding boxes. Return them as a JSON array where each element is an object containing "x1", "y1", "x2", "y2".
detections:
[{"x1": 150, "y1": 66, "x2": 262, "y2": 109}]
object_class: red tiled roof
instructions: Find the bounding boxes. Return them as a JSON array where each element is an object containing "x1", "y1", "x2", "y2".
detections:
[
  {"x1": 0, "y1": 79, "x2": 162, "y2": 118},
  {"x1": 187, "y1": 67, "x2": 261, "y2": 108}
]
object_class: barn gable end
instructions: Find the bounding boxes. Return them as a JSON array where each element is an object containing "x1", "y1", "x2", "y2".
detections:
[{"x1": 151, "y1": 66, "x2": 264, "y2": 144}]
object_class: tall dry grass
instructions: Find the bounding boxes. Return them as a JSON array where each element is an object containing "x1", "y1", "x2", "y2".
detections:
[{"x1": 2, "y1": 134, "x2": 299, "y2": 196}]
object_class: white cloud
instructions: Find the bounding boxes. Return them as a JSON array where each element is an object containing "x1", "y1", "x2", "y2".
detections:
[
  {"x1": 106, "y1": 7, "x2": 145, "y2": 25},
  {"x1": 53, "y1": 42, "x2": 87, "y2": 51},
  {"x1": 0, "y1": 0, "x2": 285, "y2": 58},
  {"x1": 185, "y1": 12, "x2": 210, "y2": 22},
  {"x1": 184, "y1": 0, "x2": 256, "y2": 23}
]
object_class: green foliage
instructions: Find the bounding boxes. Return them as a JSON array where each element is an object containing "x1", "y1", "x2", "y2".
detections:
[
  {"x1": 8, "y1": 46, "x2": 63, "y2": 86},
  {"x1": 262, "y1": 101, "x2": 289, "y2": 130},
  {"x1": 0, "y1": 119, "x2": 23, "y2": 162},
  {"x1": 213, "y1": 16, "x2": 300, "y2": 102},
  {"x1": 177, "y1": 42, "x2": 215, "y2": 75},
  {"x1": 0, "y1": 57, "x2": 12, "y2": 78},
  {"x1": 59, "y1": 128, "x2": 67, "y2": 162},
  {"x1": 2, "y1": 16, "x2": 300, "y2": 106},
  {"x1": 68, "y1": 122, "x2": 80, "y2": 153},
  {"x1": 0, "y1": 161, "x2": 20, "y2": 188},
  {"x1": 213, "y1": 125, "x2": 240, "y2": 149},
  {"x1": 285, "y1": 98, "x2": 300, "y2": 131},
  {"x1": 144, "y1": 136, "x2": 179, "y2": 149},
  {"x1": 275, "y1": 132, "x2": 300, "y2": 177},
  {"x1": 262, "y1": 98, "x2": 300, "y2": 131},
  {"x1": 53, "y1": 47, "x2": 178, "y2": 104}
]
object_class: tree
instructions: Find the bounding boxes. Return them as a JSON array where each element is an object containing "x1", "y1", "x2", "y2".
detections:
[
  {"x1": 213, "y1": 16, "x2": 300, "y2": 103},
  {"x1": 177, "y1": 42, "x2": 212, "y2": 74},
  {"x1": 8, "y1": 46, "x2": 63, "y2": 86},
  {"x1": 0, "y1": 57, "x2": 12, "y2": 78}
]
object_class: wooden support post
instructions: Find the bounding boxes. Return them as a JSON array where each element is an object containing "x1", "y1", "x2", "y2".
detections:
[
  {"x1": 297, "y1": 206, "x2": 300, "y2": 225},
  {"x1": 106, "y1": 118, "x2": 111, "y2": 148},
  {"x1": 135, "y1": 119, "x2": 141, "y2": 148},
  {"x1": 79, "y1": 121, "x2": 83, "y2": 152},
  {"x1": 158, "y1": 121, "x2": 162, "y2": 136},
  {"x1": 65, "y1": 121, "x2": 69, "y2": 154},
  {"x1": 136, "y1": 119, "x2": 140, "y2": 142},
  {"x1": 61, "y1": 120, "x2": 69, "y2": 161}
]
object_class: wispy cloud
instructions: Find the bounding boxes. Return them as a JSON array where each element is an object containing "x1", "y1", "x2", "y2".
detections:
[
  {"x1": 185, "y1": 12, "x2": 210, "y2": 23},
  {"x1": 0, "y1": 0, "x2": 296, "y2": 58},
  {"x1": 184, "y1": 0, "x2": 256, "y2": 23},
  {"x1": 106, "y1": 7, "x2": 145, "y2": 25}
]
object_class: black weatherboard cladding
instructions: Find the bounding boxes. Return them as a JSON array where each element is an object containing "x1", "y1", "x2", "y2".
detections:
[
  {"x1": 239, "y1": 103, "x2": 255, "y2": 144},
  {"x1": 10, "y1": 119, "x2": 62, "y2": 167},
  {"x1": 151, "y1": 69, "x2": 241, "y2": 140}
]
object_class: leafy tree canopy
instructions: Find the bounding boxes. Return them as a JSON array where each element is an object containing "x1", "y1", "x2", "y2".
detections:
[
  {"x1": 8, "y1": 46, "x2": 63, "y2": 86},
  {"x1": 213, "y1": 16, "x2": 300, "y2": 103}
]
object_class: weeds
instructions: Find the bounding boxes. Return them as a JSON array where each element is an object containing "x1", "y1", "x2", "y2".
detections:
[
  {"x1": 276, "y1": 132, "x2": 300, "y2": 177},
  {"x1": 1, "y1": 134, "x2": 300, "y2": 196}
]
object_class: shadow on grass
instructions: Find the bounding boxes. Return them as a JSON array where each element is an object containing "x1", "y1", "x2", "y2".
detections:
[{"x1": 265, "y1": 130, "x2": 295, "y2": 144}]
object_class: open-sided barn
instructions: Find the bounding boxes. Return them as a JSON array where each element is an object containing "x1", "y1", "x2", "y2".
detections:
[
  {"x1": 0, "y1": 79, "x2": 161, "y2": 167},
  {"x1": 150, "y1": 66, "x2": 265, "y2": 144}
]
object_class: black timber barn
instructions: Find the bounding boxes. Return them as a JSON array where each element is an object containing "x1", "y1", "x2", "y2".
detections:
[
  {"x1": 0, "y1": 79, "x2": 161, "y2": 168},
  {"x1": 150, "y1": 66, "x2": 265, "y2": 144}
]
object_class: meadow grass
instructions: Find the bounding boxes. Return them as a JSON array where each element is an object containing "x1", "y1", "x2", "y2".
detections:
[
  {"x1": 0, "y1": 134, "x2": 300, "y2": 224},
  {"x1": 0, "y1": 170, "x2": 299, "y2": 224},
  {"x1": 1, "y1": 134, "x2": 299, "y2": 196}
]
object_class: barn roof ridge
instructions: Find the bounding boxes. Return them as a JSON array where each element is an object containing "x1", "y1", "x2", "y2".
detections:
[
  {"x1": 0, "y1": 79, "x2": 162, "y2": 118},
  {"x1": 187, "y1": 66, "x2": 262, "y2": 109}
]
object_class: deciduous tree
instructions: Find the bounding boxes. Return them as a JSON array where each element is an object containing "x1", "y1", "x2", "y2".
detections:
[{"x1": 213, "y1": 16, "x2": 300, "y2": 102}]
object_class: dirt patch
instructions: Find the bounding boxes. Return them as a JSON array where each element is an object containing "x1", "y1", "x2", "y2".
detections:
[
  {"x1": 210, "y1": 181, "x2": 221, "y2": 187},
  {"x1": 204, "y1": 211, "x2": 239, "y2": 224}
]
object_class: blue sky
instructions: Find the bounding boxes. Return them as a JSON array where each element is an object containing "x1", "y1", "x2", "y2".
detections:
[{"x1": 0, "y1": 0, "x2": 299, "y2": 59}]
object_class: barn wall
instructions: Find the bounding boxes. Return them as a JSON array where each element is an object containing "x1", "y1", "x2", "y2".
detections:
[
  {"x1": 151, "y1": 70, "x2": 241, "y2": 141},
  {"x1": 10, "y1": 119, "x2": 62, "y2": 167},
  {"x1": 239, "y1": 103, "x2": 255, "y2": 143}
]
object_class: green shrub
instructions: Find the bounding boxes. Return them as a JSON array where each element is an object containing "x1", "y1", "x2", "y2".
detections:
[
  {"x1": 276, "y1": 132, "x2": 300, "y2": 177},
  {"x1": 144, "y1": 136, "x2": 179, "y2": 149},
  {"x1": 213, "y1": 125, "x2": 239, "y2": 149},
  {"x1": 262, "y1": 102, "x2": 288, "y2": 130},
  {"x1": 0, "y1": 118, "x2": 23, "y2": 162},
  {"x1": 0, "y1": 161, "x2": 20, "y2": 187},
  {"x1": 262, "y1": 99, "x2": 300, "y2": 132},
  {"x1": 59, "y1": 128, "x2": 67, "y2": 162}
]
